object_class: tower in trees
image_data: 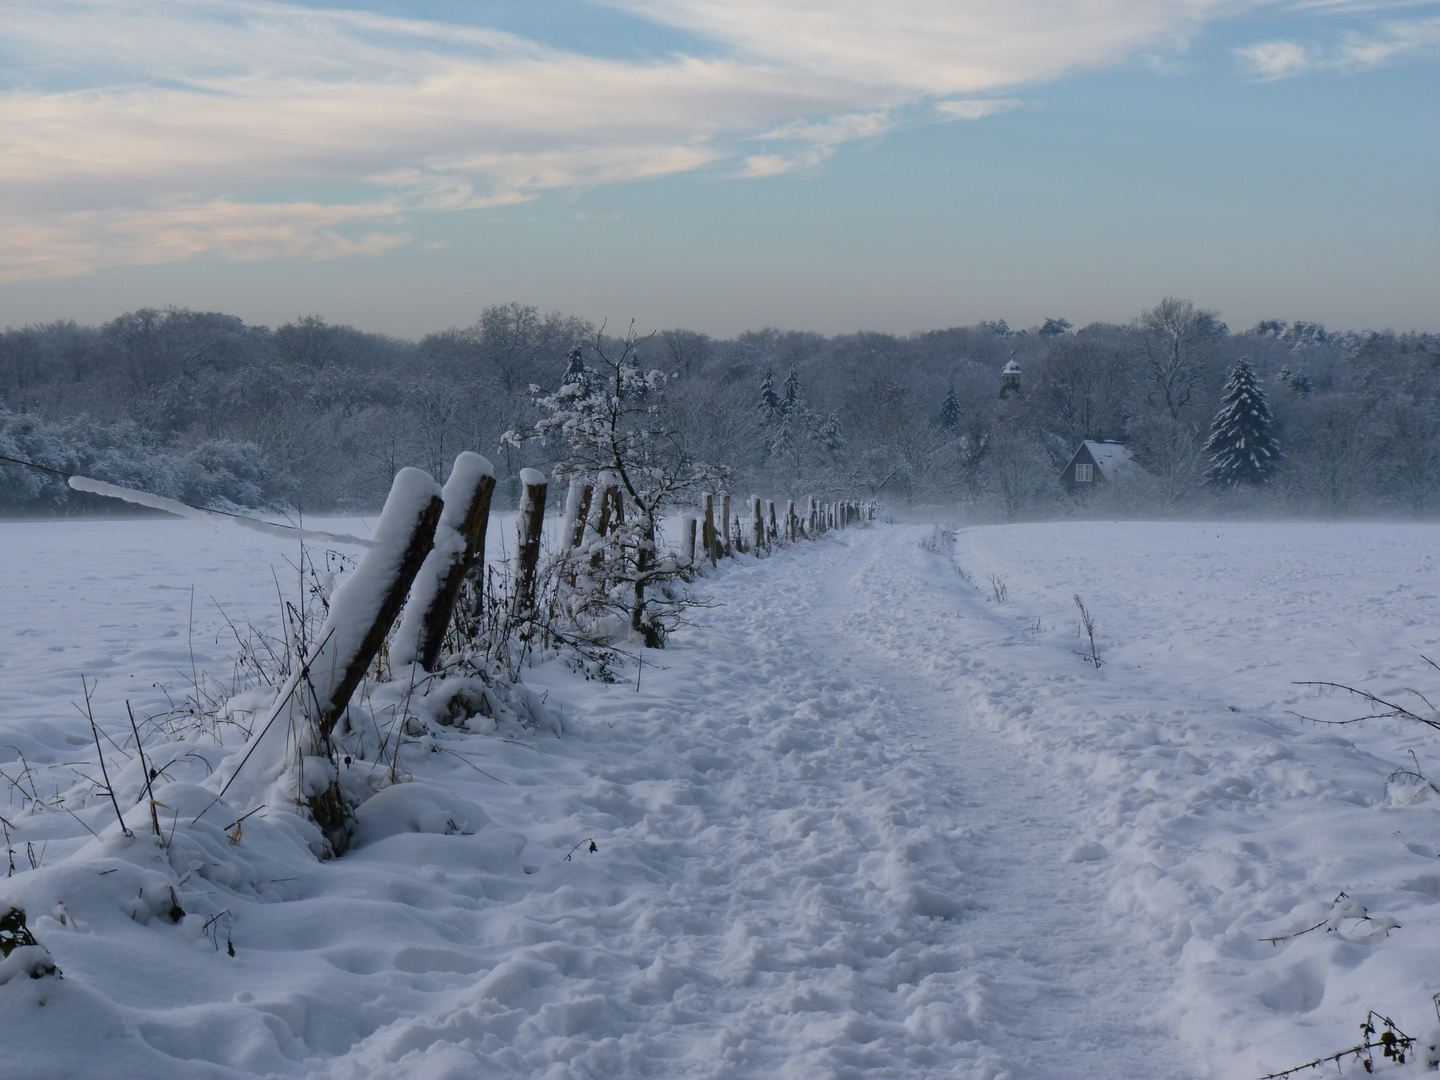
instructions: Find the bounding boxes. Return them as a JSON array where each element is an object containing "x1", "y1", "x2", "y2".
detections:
[
  {"x1": 1204, "y1": 357, "x2": 1280, "y2": 487},
  {"x1": 998, "y1": 359, "x2": 1023, "y2": 400}
]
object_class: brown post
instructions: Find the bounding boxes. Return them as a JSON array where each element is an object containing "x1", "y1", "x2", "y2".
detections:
[
  {"x1": 767, "y1": 500, "x2": 778, "y2": 547},
  {"x1": 702, "y1": 494, "x2": 717, "y2": 567},
  {"x1": 513, "y1": 469, "x2": 547, "y2": 618},
  {"x1": 589, "y1": 475, "x2": 619, "y2": 569},
  {"x1": 750, "y1": 497, "x2": 764, "y2": 553},
  {"x1": 566, "y1": 480, "x2": 593, "y2": 550},
  {"x1": 785, "y1": 499, "x2": 795, "y2": 542},
  {"x1": 684, "y1": 514, "x2": 698, "y2": 568},
  {"x1": 721, "y1": 493, "x2": 733, "y2": 557},
  {"x1": 313, "y1": 468, "x2": 443, "y2": 737},
  {"x1": 392, "y1": 452, "x2": 496, "y2": 672}
]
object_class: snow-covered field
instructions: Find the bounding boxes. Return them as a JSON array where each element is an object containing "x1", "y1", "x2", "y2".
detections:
[{"x1": 3, "y1": 515, "x2": 1440, "y2": 1078}]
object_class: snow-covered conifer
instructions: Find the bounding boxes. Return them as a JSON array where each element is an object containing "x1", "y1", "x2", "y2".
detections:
[
  {"x1": 940, "y1": 386, "x2": 962, "y2": 430},
  {"x1": 1204, "y1": 357, "x2": 1280, "y2": 487},
  {"x1": 783, "y1": 369, "x2": 804, "y2": 414},
  {"x1": 560, "y1": 345, "x2": 587, "y2": 391},
  {"x1": 758, "y1": 370, "x2": 782, "y2": 417}
]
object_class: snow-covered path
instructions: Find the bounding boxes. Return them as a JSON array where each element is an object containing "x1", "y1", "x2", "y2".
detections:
[{"x1": 322, "y1": 525, "x2": 1195, "y2": 1078}]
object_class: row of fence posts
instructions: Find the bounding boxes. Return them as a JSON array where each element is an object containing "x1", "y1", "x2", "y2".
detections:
[
  {"x1": 305, "y1": 454, "x2": 876, "y2": 736},
  {"x1": 681, "y1": 493, "x2": 875, "y2": 568}
]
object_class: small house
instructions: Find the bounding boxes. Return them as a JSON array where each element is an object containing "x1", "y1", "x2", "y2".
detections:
[{"x1": 1061, "y1": 440, "x2": 1136, "y2": 493}]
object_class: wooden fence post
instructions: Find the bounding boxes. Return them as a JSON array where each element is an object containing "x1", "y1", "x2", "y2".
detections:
[
  {"x1": 562, "y1": 479, "x2": 593, "y2": 551},
  {"x1": 312, "y1": 467, "x2": 443, "y2": 737},
  {"x1": 749, "y1": 497, "x2": 764, "y2": 553},
  {"x1": 513, "y1": 469, "x2": 547, "y2": 618},
  {"x1": 720, "y1": 493, "x2": 733, "y2": 558},
  {"x1": 785, "y1": 499, "x2": 795, "y2": 542},
  {"x1": 391, "y1": 452, "x2": 496, "y2": 672},
  {"x1": 702, "y1": 494, "x2": 717, "y2": 567},
  {"x1": 767, "y1": 500, "x2": 778, "y2": 546},
  {"x1": 588, "y1": 474, "x2": 620, "y2": 569},
  {"x1": 683, "y1": 514, "x2": 698, "y2": 568}
]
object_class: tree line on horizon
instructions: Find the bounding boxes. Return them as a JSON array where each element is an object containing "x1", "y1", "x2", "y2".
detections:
[{"x1": 0, "y1": 299, "x2": 1436, "y2": 521}]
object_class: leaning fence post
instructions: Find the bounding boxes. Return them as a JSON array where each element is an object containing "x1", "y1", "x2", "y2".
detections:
[
  {"x1": 311, "y1": 468, "x2": 443, "y2": 737},
  {"x1": 513, "y1": 469, "x2": 548, "y2": 618},
  {"x1": 391, "y1": 452, "x2": 495, "y2": 672}
]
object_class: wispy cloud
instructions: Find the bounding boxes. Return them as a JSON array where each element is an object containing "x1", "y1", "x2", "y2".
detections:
[
  {"x1": 1234, "y1": 39, "x2": 1317, "y2": 78},
  {"x1": 1236, "y1": 13, "x2": 1440, "y2": 77},
  {"x1": 0, "y1": 0, "x2": 1373, "y2": 282},
  {"x1": 934, "y1": 99, "x2": 1025, "y2": 121}
]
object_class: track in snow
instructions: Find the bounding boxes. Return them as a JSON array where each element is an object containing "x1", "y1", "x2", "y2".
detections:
[{"x1": 325, "y1": 526, "x2": 1198, "y2": 1079}]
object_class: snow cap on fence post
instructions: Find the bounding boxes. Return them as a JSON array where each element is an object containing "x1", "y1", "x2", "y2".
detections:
[
  {"x1": 391, "y1": 452, "x2": 495, "y2": 672},
  {"x1": 311, "y1": 467, "x2": 444, "y2": 736},
  {"x1": 513, "y1": 469, "x2": 548, "y2": 619}
]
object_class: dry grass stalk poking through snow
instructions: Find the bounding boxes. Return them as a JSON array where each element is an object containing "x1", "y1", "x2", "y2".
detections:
[{"x1": 1073, "y1": 593, "x2": 1102, "y2": 668}]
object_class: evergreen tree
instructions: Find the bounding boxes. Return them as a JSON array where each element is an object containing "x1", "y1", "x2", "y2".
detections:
[
  {"x1": 758, "y1": 370, "x2": 782, "y2": 417},
  {"x1": 560, "y1": 345, "x2": 587, "y2": 391},
  {"x1": 1204, "y1": 357, "x2": 1280, "y2": 487},
  {"x1": 940, "y1": 385, "x2": 962, "y2": 430},
  {"x1": 783, "y1": 369, "x2": 804, "y2": 415}
]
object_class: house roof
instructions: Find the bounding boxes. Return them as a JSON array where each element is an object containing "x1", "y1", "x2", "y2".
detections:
[
  {"x1": 1002, "y1": 359, "x2": 1022, "y2": 375},
  {"x1": 1080, "y1": 440, "x2": 1136, "y2": 479}
]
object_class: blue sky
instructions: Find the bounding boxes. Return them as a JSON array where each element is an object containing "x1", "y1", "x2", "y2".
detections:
[{"x1": 0, "y1": 0, "x2": 1435, "y2": 337}]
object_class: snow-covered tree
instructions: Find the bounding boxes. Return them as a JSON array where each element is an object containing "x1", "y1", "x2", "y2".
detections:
[
  {"x1": 510, "y1": 325, "x2": 727, "y2": 645},
  {"x1": 1204, "y1": 357, "x2": 1280, "y2": 487},
  {"x1": 560, "y1": 345, "x2": 587, "y2": 390},
  {"x1": 940, "y1": 386, "x2": 962, "y2": 430},
  {"x1": 758, "y1": 370, "x2": 782, "y2": 418},
  {"x1": 783, "y1": 369, "x2": 804, "y2": 415}
]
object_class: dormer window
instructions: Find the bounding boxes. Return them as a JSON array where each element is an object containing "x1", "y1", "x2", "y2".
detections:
[{"x1": 1075, "y1": 463, "x2": 1094, "y2": 482}]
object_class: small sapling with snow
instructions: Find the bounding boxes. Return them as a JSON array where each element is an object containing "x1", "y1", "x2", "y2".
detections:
[
  {"x1": 1073, "y1": 594, "x2": 1102, "y2": 668},
  {"x1": 506, "y1": 324, "x2": 728, "y2": 648}
]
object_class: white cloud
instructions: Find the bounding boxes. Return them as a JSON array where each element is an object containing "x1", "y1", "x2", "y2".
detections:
[
  {"x1": 1235, "y1": 15, "x2": 1440, "y2": 78},
  {"x1": 1234, "y1": 39, "x2": 1317, "y2": 78},
  {"x1": 0, "y1": 0, "x2": 1355, "y2": 281},
  {"x1": 934, "y1": 99, "x2": 1025, "y2": 121},
  {"x1": 589, "y1": 0, "x2": 1232, "y2": 92},
  {"x1": 0, "y1": 199, "x2": 408, "y2": 284}
]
